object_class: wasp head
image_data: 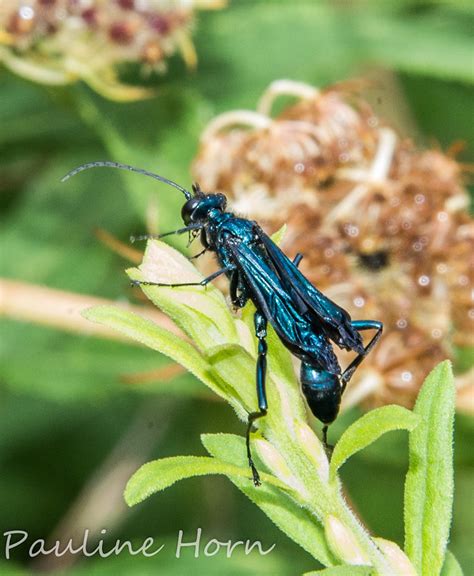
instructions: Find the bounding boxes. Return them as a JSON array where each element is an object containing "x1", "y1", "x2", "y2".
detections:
[{"x1": 181, "y1": 186, "x2": 227, "y2": 225}]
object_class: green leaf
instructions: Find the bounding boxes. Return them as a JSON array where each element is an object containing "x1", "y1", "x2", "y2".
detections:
[
  {"x1": 83, "y1": 305, "x2": 227, "y2": 400},
  {"x1": 441, "y1": 550, "x2": 464, "y2": 576},
  {"x1": 404, "y1": 361, "x2": 456, "y2": 576},
  {"x1": 329, "y1": 405, "x2": 419, "y2": 482},
  {"x1": 304, "y1": 566, "x2": 373, "y2": 576},
  {"x1": 0, "y1": 151, "x2": 147, "y2": 401},
  {"x1": 206, "y1": 342, "x2": 306, "y2": 429},
  {"x1": 128, "y1": 240, "x2": 237, "y2": 350},
  {"x1": 202, "y1": 433, "x2": 336, "y2": 568},
  {"x1": 124, "y1": 455, "x2": 290, "y2": 506},
  {"x1": 205, "y1": 343, "x2": 258, "y2": 418},
  {"x1": 270, "y1": 224, "x2": 287, "y2": 246}
]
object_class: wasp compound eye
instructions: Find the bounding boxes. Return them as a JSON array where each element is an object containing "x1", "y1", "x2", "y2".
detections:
[{"x1": 181, "y1": 197, "x2": 203, "y2": 224}]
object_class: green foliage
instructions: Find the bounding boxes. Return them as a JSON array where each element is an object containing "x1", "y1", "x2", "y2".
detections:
[
  {"x1": 125, "y1": 454, "x2": 292, "y2": 507},
  {"x1": 127, "y1": 240, "x2": 238, "y2": 349},
  {"x1": 441, "y1": 551, "x2": 464, "y2": 576},
  {"x1": 329, "y1": 406, "x2": 419, "y2": 482},
  {"x1": 404, "y1": 361, "x2": 456, "y2": 576},
  {"x1": 356, "y1": 5, "x2": 474, "y2": 83},
  {"x1": 2, "y1": 1, "x2": 473, "y2": 404}
]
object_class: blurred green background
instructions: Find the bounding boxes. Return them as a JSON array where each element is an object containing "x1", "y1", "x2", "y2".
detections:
[{"x1": 1, "y1": 1, "x2": 473, "y2": 574}]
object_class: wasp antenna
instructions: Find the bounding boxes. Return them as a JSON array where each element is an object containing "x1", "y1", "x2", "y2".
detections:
[{"x1": 61, "y1": 161, "x2": 192, "y2": 199}]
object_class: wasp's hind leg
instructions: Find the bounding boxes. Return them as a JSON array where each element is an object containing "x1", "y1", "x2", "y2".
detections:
[
  {"x1": 293, "y1": 253, "x2": 303, "y2": 267},
  {"x1": 341, "y1": 320, "x2": 383, "y2": 391},
  {"x1": 321, "y1": 425, "x2": 334, "y2": 459},
  {"x1": 246, "y1": 311, "x2": 269, "y2": 486}
]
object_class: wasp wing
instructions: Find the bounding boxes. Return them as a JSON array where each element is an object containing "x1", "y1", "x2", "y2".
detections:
[
  {"x1": 255, "y1": 228, "x2": 364, "y2": 354},
  {"x1": 228, "y1": 240, "x2": 340, "y2": 373}
]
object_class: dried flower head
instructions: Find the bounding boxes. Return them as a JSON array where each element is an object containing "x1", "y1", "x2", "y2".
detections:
[
  {"x1": 0, "y1": 0, "x2": 224, "y2": 100},
  {"x1": 192, "y1": 79, "x2": 473, "y2": 412}
]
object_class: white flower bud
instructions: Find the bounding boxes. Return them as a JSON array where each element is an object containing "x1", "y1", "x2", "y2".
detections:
[
  {"x1": 373, "y1": 537, "x2": 417, "y2": 575},
  {"x1": 294, "y1": 420, "x2": 329, "y2": 483},
  {"x1": 325, "y1": 516, "x2": 370, "y2": 565},
  {"x1": 254, "y1": 438, "x2": 308, "y2": 497}
]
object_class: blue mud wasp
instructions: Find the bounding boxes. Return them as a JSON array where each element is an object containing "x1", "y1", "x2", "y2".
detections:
[{"x1": 62, "y1": 161, "x2": 383, "y2": 486}]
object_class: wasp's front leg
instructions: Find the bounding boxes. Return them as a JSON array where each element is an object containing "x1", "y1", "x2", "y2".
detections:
[{"x1": 131, "y1": 265, "x2": 235, "y2": 289}]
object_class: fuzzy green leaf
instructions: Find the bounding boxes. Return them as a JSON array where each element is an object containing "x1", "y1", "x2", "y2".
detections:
[
  {"x1": 329, "y1": 405, "x2": 419, "y2": 482},
  {"x1": 404, "y1": 361, "x2": 455, "y2": 576},
  {"x1": 304, "y1": 567, "x2": 374, "y2": 576},
  {"x1": 83, "y1": 305, "x2": 228, "y2": 400},
  {"x1": 441, "y1": 550, "x2": 464, "y2": 576},
  {"x1": 206, "y1": 342, "x2": 306, "y2": 430},
  {"x1": 265, "y1": 323, "x2": 300, "y2": 390},
  {"x1": 202, "y1": 433, "x2": 336, "y2": 567},
  {"x1": 205, "y1": 343, "x2": 258, "y2": 415},
  {"x1": 127, "y1": 240, "x2": 237, "y2": 350},
  {"x1": 124, "y1": 455, "x2": 291, "y2": 506},
  {"x1": 271, "y1": 224, "x2": 287, "y2": 245}
]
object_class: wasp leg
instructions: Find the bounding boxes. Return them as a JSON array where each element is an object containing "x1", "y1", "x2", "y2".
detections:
[
  {"x1": 189, "y1": 248, "x2": 208, "y2": 260},
  {"x1": 131, "y1": 265, "x2": 234, "y2": 288},
  {"x1": 319, "y1": 425, "x2": 335, "y2": 458},
  {"x1": 293, "y1": 253, "x2": 303, "y2": 267},
  {"x1": 246, "y1": 311, "x2": 268, "y2": 487},
  {"x1": 130, "y1": 223, "x2": 203, "y2": 243},
  {"x1": 341, "y1": 320, "x2": 383, "y2": 391},
  {"x1": 230, "y1": 269, "x2": 249, "y2": 309}
]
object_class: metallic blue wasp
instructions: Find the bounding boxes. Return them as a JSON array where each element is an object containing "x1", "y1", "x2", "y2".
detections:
[{"x1": 62, "y1": 161, "x2": 383, "y2": 486}]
